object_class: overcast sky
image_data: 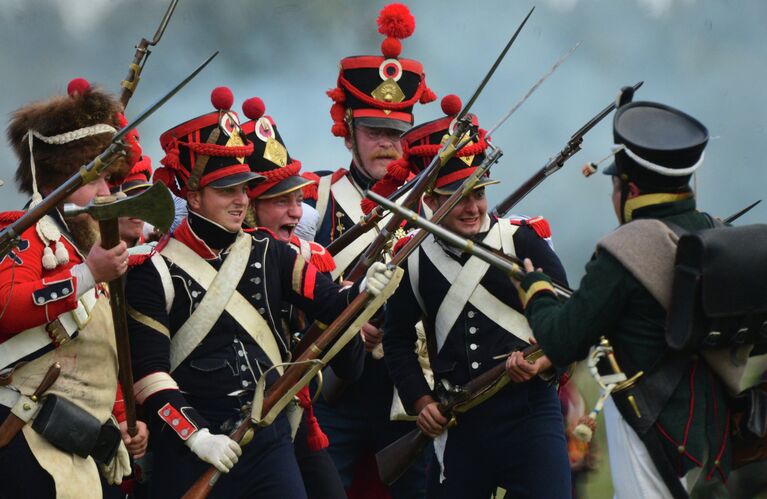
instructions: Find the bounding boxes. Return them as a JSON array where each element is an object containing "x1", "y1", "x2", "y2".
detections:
[{"x1": 1, "y1": 0, "x2": 764, "y2": 281}]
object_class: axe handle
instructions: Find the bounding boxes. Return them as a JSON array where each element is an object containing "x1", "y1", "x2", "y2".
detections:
[{"x1": 98, "y1": 218, "x2": 138, "y2": 437}]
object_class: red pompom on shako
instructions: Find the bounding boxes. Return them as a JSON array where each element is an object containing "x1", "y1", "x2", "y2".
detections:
[
  {"x1": 328, "y1": 3, "x2": 436, "y2": 138},
  {"x1": 210, "y1": 86, "x2": 234, "y2": 111},
  {"x1": 239, "y1": 96, "x2": 313, "y2": 201},
  {"x1": 242, "y1": 97, "x2": 266, "y2": 121},
  {"x1": 377, "y1": 3, "x2": 415, "y2": 39},
  {"x1": 440, "y1": 94, "x2": 462, "y2": 117},
  {"x1": 67, "y1": 77, "x2": 90, "y2": 97}
]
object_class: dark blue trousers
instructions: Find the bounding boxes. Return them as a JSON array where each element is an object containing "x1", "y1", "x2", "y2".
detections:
[
  {"x1": 293, "y1": 419, "x2": 346, "y2": 499},
  {"x1": 149, "y1": 395, "x2": 306, "y2": 499},
  {"x1": 313, "y1": 356, "x2": 429, "y2": 499},
  {"x1": 427, "y1": 378, "x2": 571, "y2": 499}
]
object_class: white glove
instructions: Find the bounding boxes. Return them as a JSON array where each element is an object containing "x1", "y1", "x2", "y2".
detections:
[
  {"x1": 99, "y1": 440, "x2": 131, "y2": 485},
  {"x1": 362, "y1": 262, "x2": 394, "y2": 297},
  {"x1": 185, "y1": 428, "x2": 242, "y2": 473}
]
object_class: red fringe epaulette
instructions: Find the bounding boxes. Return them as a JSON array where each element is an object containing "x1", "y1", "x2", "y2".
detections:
[
  {"x1": 510, "y1": 216, "x2": 552, "y2": 239},
  {"x1": 128, "y1": 246, "x2": 158, "y2": 267},
  {"x1": 307, "y1": 241, "x2": 336, "y2": 273},
  {"x1": 0, "y1": 211, "x2": 25, "y2": 226},
  {"x1": 300, "y1": 169, "x2": 348, "y2": 201},
  {"x1": 301, "y1": 172, "x2": 321, "y2": 201},
  {"x1": 331, "y1": 168, "x2": 349, "y2": 184}
]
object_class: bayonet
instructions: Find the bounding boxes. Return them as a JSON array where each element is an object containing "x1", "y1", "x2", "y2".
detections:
[
  {"x1": 723, "y1": 199, "x2": 761, "y2": 224},
  {"x1": 367, "y1": 190, "x2": 573, "y2": 298},
  {"x1": 120, "y1": 0, "x2": 180, "y2": 107},
  {"x1": 487, "y1": 42, "x2": 580, "y2": 138},
  {"x1": 491, "y1": 81, "x2": 644, "y2": 219},
  {"x1": 457, "y1": 6, "x2": 534, "y2": 121}
]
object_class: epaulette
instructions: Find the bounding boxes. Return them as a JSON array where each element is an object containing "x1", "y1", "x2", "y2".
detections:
[
  {"x1": 301, "y1": 172, "x2": 321, "y2": 201},
  {"x1": 288, "y1": 234, "x2": 336, "y2": 273},
  {"x1": 331, "y1": 168, "x2": 349, "y2": 184},
  {"x1": 301, "y1": 169, "x2": 349, "y2": 201},
  {"x1": 306, "y1": 241, "x2": 335, "y2": 273},
  {"x1": 127, "y1": 242, "x2": 158, "y2": 267},
  {"x1": 0, "y1": 210, "x2": 25, "y2": 227},
  {"x1": 510, "y1": 216, "x2": 552, "y2": 239},
  {"x1": 392, "y1": 229, "x2": 418, "y2": 256}
]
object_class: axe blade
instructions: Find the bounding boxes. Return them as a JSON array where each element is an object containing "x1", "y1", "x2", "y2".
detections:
[{"x1": 81, "y1": 183, "x2": 175, "y2": 232}]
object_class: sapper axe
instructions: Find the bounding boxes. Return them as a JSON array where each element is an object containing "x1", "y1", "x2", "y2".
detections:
[{"x1": 63, "y1": 182, "x2": 174, "y2": 436}]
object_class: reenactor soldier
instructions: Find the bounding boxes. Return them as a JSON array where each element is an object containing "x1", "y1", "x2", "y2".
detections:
[
  {"x1": 129, "y1": 87, "x2": 393, "y2": 498},
  {"x1": 382, "y1": 99, "x2": 573, "y2": 498},
  {"x1": 240, "y1": 95, "x2": 359, "y2": 499},
  {"x1": 301, "y1": 4, "x2": 437, "y2": 496},
  {"x1": 516, "y1": 91, "x2": 732, "y2": 497},
  {"x1": 0, "y1": 79, "x2": 141, "y2": 497},
  {"x1": 301, "y1": 2, "x2": 437, "y2": 279}
]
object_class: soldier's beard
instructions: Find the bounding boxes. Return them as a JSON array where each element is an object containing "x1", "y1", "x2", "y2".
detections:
[{"x1": 66, "y1": 214, "x2": 100, "y2": 253}]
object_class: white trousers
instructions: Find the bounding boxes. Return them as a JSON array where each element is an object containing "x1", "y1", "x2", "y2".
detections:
[{"x1": 603, "y1": 397, "x2": 727, "y2": 499}]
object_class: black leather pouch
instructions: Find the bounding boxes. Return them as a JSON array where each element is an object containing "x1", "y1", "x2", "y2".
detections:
[{"x1": 31, "y1": 394, "x2": 120, "y2": 463}]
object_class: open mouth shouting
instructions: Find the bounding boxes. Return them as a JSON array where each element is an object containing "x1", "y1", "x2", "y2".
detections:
[{"x1": 277, "y1": 223, "x2": 297, "y2": 242}]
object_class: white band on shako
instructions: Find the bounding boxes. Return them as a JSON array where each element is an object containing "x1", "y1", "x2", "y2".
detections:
[{"x1": 612, "y1": 144, "x2": 704, "y2": 177}]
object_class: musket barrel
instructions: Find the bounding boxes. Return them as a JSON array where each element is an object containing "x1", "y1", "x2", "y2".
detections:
[{"x1": 367, "y1": 191, "x2": 573, "y2": 299}]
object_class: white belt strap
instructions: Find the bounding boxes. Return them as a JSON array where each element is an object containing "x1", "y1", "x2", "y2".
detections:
[
  {"x1": 329, "y1": 176, "x2": 369, "y2": 280},
  {"x1": 314, "y1": 174, "x2": 333, "y2": 231},
  {"x1": 149, "y1": 253, "x2": 174, "y2": 315},
  {"x1": 421, "y1": 223, "x2": 531, "y2": 353},
  {"x1": 161, "y1": 235, "x2": 283, "y2": 373},
  {"x1": 0, "y1": 291, "x2": 98, "y2": 371},
  {"x1": 329, "y1": 175, "x2": 403, "y2": 280},
  {"x1": 408, "y1": 245, "x2": 427, "y2": 316}
]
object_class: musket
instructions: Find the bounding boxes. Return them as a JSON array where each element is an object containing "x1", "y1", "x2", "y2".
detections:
[
  {"x1": 376, "y1": 343, "x2": 544, "y2": 485},
  {"x1": 491, "y1": 81, "x2": 644, "y2": 219},
  {"x1": 0, "y1": 51, "x2": 218, "y2": 261},
  {"x1": 119, "y1": 0, "x2": 180, "y2": 107},
  {"x1": 63, "y1": 183, "x2": 175, "y2": 436},
  {"x1": 367, "y1": 190, "x2": 573, "y2": 299},
  {"x1": 322, "y1": 6, "x2": 535, "y2": 260}
]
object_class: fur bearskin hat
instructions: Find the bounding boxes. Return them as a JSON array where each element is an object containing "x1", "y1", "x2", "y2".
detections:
[{"x1": 8, "y1": 78, "x2": 130, "y2": 196}]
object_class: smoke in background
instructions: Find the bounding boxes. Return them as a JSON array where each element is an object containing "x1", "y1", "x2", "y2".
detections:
[{"x1": 1, "y1": 0, "x2": 765, "y2": 281}]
